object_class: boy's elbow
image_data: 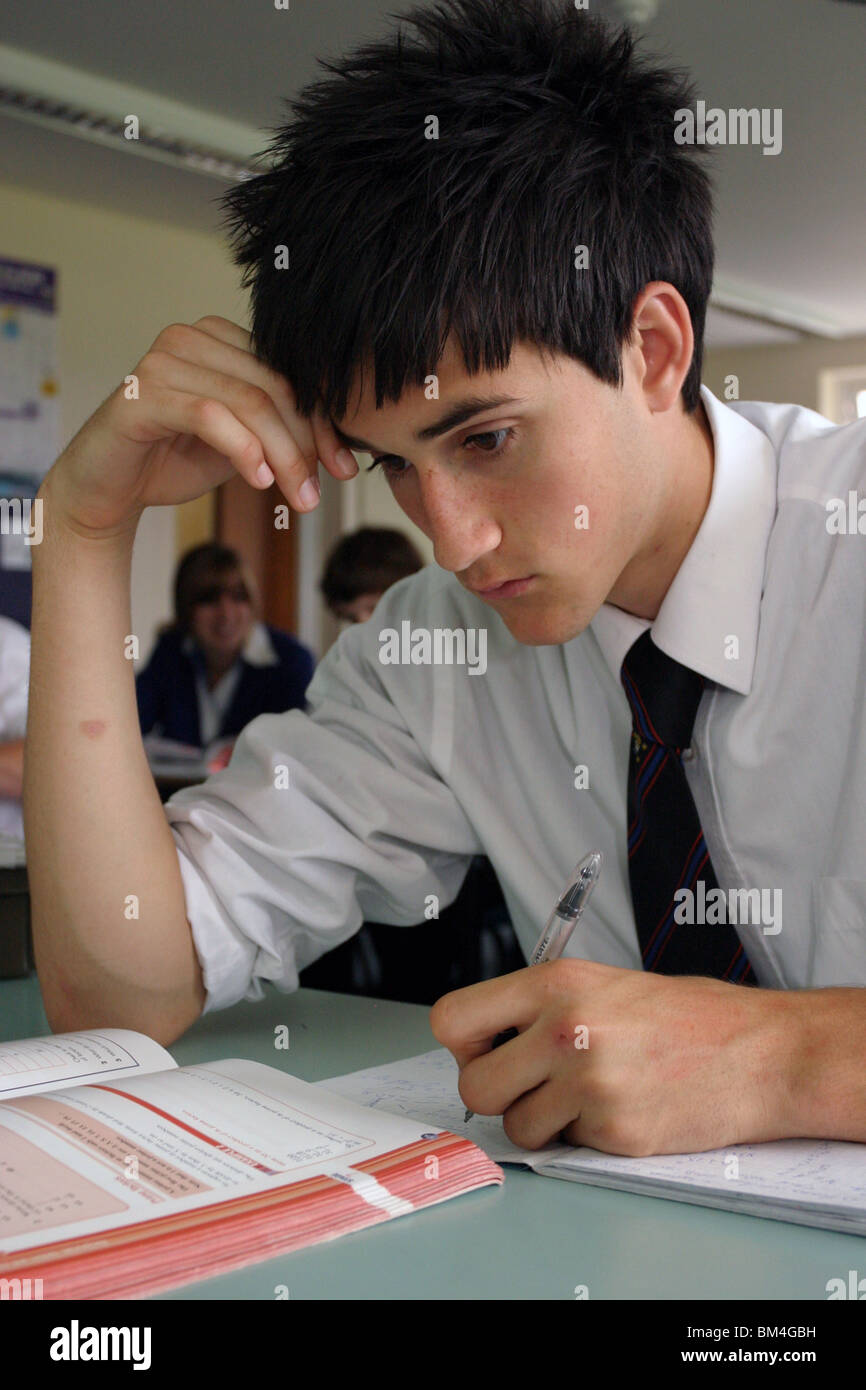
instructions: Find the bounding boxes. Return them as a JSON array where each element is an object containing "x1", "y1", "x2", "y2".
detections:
[{"x1": 40, "y1": 973, "x2": 205, "y2": 1049}]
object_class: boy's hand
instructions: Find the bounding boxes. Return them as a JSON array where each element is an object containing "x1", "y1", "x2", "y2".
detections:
[
  {"x1": 42, "y1": 315, "x2": 357, "y2": 538},
  {"x1": 430, "y1": 958, "x2": 799, "y2": 1156}
]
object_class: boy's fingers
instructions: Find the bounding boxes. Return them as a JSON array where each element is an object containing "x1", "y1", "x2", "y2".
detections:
[
  {"x1": 457, "y1": 1024, "x2": 551, "y2": 1114},
  {"x1": 156, "y1": 322, "x2": 319, "y2": 459},
  {"x1": 131, "y1": 388, "x2": 274, "y2": 493},
  {"x1": 189, "y1": 317, "x2": 358, "y2": 482},
  {"x1": 430, "y1": 968, "x2": 545, "y2": 1059},
  {"x1": 502, "y1": 1078, "x2": 578, "y2": 1151},
  {"x1": 139, "y1": 352, "x2": 320, "y2": 509},
  {"x1": 148, "y1": 325, "x2": 320, "y2": 509},
  {"x1": 189, "y1": 314, "x2": 253, "y2": 350},
  {"x1": 312, "y1": 406, "x2": 359, "y2": 481}
]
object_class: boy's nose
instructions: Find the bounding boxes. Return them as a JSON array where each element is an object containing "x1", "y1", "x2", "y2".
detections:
[{"x1": 417, "y1": 475, "x2": 500, "y2": 576}]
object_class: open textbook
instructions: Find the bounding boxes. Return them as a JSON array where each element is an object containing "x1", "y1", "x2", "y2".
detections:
[
  {"x1": 142, "y1": 733, "x2": 235, "y2": 780},
  {"x1": 323, "y1": 1048, "x2": 866, "y2": 1236},
  {"x1": 0, "y1": 830, "x2": 26, "y2": 867},
  {"x1": 0, "y1": 1030, "x2": 502, "y2": 1299}
]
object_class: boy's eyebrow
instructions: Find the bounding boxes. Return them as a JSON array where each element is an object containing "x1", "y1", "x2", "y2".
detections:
[{"x1": 329, "y1": 395, "x2": 527, "y2": 453}]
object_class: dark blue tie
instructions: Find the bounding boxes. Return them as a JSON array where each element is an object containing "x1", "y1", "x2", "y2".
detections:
[{"x1": 620, "y1": 631, "x2": 756, "y2": 984}]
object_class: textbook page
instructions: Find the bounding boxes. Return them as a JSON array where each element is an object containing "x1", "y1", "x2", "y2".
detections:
[
  {"x1": 142, "y1": 733, "x2": 203, "y2": 762},
  {"x1": 0, "y1": 1058, "x2": 482, "y2": 1254},
  {"x1": 0, "y1": 1030, "x2": 177, "y2": 1100},
  {"x1": 324, "y1": 1047, "x2": 569, "y2": 1166},
  {"x1": 0, "y1": 831, "x2": 26, "y2": 867}
]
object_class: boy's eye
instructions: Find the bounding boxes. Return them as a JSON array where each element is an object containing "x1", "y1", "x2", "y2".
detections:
[
  {"x1": 365, "y1": 426, "x2": 516, "y2": 478},
  {"x1": 465, "y1": 428, "x2": 513, "y2": 453},
  {"x1": 366, "y1": 455, "x2": 407, "y2": 476}
]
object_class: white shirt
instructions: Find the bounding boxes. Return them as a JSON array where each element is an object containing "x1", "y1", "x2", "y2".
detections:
[
  {"x1": 183, "y1": 622, "x2": 279, "y2": 747},
  {"x1": 165, "y1": 385, "x2": 866, "y2": 1012}
]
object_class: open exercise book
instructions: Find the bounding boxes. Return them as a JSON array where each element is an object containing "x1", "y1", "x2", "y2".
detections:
[
  {"x1": 0, "y1": 1031, "x2": 502, "y2": 1300},
  {"x1": 323, "y1": 1049, "x2": 866, "y2": 1237}
]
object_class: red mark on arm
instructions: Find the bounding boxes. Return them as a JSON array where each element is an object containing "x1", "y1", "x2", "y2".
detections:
[{"x1": 79, "y1": 720, "x2": 107, "y2": 738}]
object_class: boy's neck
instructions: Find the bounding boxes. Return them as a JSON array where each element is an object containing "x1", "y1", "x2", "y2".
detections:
[{"x1": 608, "y1": 398, "x2": 716, "y2": 623}]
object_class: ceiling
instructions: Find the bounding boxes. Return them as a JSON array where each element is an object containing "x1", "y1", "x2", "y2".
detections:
[{"x1": 1, "y1": 0, "x2": 864, "y2": 347}]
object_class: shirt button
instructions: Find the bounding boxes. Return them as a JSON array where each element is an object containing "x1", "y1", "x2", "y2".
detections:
[{"x1": 681, "y1": 746, "x2": 695, "y2": 762}]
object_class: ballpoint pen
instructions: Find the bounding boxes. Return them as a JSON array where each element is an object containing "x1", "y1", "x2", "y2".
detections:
[{"x1": 463, "y1": 850, "x2": 603, "y2": 1121}]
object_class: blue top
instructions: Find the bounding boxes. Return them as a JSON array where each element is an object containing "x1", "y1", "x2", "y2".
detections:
[{"x1": 136, "y1": 622, "x2": 315, "y2": 747}]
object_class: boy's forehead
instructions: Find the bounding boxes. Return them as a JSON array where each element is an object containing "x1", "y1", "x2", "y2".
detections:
[
  {"x1": 335, "y1": 334, "x2": 474, "y2": 424},
  {"x1": 330, "y1": 338, "x2": 550, "y2": 447}
]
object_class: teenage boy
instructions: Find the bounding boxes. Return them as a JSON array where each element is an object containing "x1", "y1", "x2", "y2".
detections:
[{"x1": 26, "y1": 2, "x2": 866, "y2": 1156}]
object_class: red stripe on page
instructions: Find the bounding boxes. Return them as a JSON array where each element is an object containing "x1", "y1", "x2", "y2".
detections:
[{"x1": 92, "y1": 1085, "x2": 276, "y2": 1174}]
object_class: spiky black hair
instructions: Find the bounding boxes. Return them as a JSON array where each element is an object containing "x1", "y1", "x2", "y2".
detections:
[{"x1": 220, "y1": 0, "x2": 714, "y2": 423}]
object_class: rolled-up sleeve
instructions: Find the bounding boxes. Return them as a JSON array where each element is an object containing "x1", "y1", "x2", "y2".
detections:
[{"x1": 163, "y1": 596, "x2": 482, "y2": 1013}]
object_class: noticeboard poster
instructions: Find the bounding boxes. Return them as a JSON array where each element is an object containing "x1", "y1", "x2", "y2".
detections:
[
  {"x1": 0, "y1": 256, "x2": 60, "y2": 486},
  {"x1": 0, "y1": 258, "x2": 60, "y2": 571}
]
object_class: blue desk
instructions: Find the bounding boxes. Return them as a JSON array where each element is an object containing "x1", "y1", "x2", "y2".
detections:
[{"x1": 1, "y1": 977, "x2": 861, "y2": 1299}]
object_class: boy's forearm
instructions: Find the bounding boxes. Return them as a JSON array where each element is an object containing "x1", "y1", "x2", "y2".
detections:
[
  {"x1": 782, "y1": 986, "x2": 866, "y2": 1141},
  {"x1": 25, "y1": 479, "x2": 204, "y2": 1043}
]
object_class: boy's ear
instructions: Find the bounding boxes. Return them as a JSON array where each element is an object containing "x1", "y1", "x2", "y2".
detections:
[{"x1": 628, "y1": 282, "x2": 695, "y2": 414}]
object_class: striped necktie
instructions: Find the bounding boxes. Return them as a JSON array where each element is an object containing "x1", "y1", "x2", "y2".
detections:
[{"x1": 620, "y1": 630, "x2": 756, "y2": 984}]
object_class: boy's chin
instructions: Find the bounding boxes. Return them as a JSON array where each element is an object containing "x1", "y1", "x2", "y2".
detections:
[{"x1": 500, "y1": 601, "x2": 591, "y2": 647}]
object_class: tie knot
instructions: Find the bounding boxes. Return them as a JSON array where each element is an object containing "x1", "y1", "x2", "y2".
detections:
[{"x1": 620, "y1": 630, "x2": 706, "y2": 751}]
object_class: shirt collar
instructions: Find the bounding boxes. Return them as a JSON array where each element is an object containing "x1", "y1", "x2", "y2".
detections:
[
  {"x1": 240, "y1": 621, "x2": 279, "y2": 667},
  {"x1": 181, "y1": 621, "x2": 279, "y2": 669},
  {"x1": 589, "y1": 384, "x2": 777, "y2": 696}
]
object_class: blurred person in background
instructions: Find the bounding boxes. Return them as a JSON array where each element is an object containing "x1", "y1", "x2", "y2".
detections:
[
  {"x1": 0, "y1": 614, "x2": 30, "y2": 840},
  {"x1": 320, "y1": 526, "x2": 424, "y2": 625},
  {"x1": 136, "y1": 542, "x2": 314, "y2": 749}
]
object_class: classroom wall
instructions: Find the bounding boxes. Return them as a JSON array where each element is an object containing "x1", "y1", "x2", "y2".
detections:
[
  {"x1": 0, "y1": 179, "x2": 247, "y2": 660},
  {"x1": 703, "y1": 333, "x2": 866, "y2": 414}
]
